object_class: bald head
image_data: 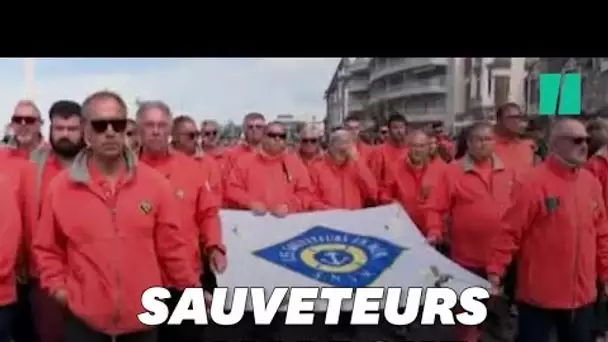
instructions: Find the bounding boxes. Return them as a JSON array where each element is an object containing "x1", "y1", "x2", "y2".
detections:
[
  {"x1": 329, "y1": 129, "x2": 352, "y2": 146},
  {"x1": 299, "y1": 124, "x2": 320, "y2": 139},
  {"x1": 407, "y1": 129, "x2": 429, "y2": 144},
  {"x1": 549, "y1": 119, "x2": 586, "y2": 144},
  {"x1": 549, "y1": 118, "x2": 589, "y2": 166}
]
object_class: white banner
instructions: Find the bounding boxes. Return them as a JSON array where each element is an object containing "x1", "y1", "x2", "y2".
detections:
[{"x1": 217, "y1": 204, "x2": 490, "y2": 311}]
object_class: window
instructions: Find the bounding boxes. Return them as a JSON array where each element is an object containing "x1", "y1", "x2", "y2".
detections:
[
  {"x1": 487, "y1": 69, "x2": 493, "y2": 95},
  {"x1": 465, "y1": 82, "x2": 471, "y2": 109},
  {"x1": 475, "y1": 73, "x2": 481, "y2": 100},
  {"x1": 494, "y1": 76, "x2": 510, "y2": 107}
]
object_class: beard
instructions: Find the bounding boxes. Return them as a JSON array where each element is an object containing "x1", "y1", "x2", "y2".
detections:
[{"x1": 50, "y1": 137, "x2": 86, "y2": 159}]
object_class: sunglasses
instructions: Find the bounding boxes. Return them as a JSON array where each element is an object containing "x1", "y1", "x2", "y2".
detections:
[
  {"x1": 202, "y1": 130, "x2": 217, "y2": 137},
  {"x1": 564, "y1": 136, "x2": 591, "y2": 145},
  {"x1": 266, "y1": 132, "x2": 287, "y2": 140},
  {"x1": 182, "y1": 131, "x2": 200, "y2": 140},
  {"x1": 300, "y1": 138, "x2": 318, "y2": 144},
  {"x1": 11, "y1": 116, "x2": 38, "y2": 125},
  {"x1": 90, "y1": 119, "x2": 128, "y2": 134},
  {"x1": 248, "y1": 124, "x2": 265, "y2": 130}
]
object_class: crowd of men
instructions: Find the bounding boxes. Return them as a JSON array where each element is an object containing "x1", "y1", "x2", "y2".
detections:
[{"x1": 0, "y1": 90, "x2": 608, "y2": 342}]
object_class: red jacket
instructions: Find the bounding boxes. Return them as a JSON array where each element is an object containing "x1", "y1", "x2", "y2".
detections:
[
  {"x1": 308, "y1": 155, "x2": 378, "y2": 210},
  {"x1": 33, "y1": 150, "x2": 198, "y2": 335},
  {"x1": 425, "y1": 155, "x2": 516, "y2": 269},
  {"x1": 0, "y1": 177, "x2": 22, "y2": 306},
  {"x1": 225, "y1": 151, "x2": 313, "y2": 212},
  {"x1": 488, "y1": 156, "x2": 608, "y2": 309},
  {"x1": 139, "y1": 149, "x2": 224, "y2": 277}
]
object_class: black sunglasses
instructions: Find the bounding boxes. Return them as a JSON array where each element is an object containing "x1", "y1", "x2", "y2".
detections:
[
  {"x1": 266, "y1": 132, "x2": 287, "y2": 140},
  {"x1": 564, "y1": 136, "x2": 591, "y2": 145},
  {"x1": 182, "y1": 131, "x2": 200, "y2": 140},
  {"x1": 300, "y1": 138, "x2": 318, "y2": 144},
  {"x1": 90, "y1": 119, "x2": 128, "y2": 134},
  {"x1": 202, "y1": 130, "x2": 217, "y2": 137},
  {"x1": 11, "y1": 116, "x2": 38, "y2": 125}
]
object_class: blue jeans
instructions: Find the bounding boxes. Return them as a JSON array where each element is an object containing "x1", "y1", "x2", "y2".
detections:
[{"x1": 0, "y1": 304, "x2": 14, "y2": 342}]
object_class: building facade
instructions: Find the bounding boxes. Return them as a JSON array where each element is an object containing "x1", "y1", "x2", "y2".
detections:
[
  {"x1": 324, "y1": 57, "x2": 605, "y2": 132},
  {"x1": 324, "y1": 58, "x2": 371, "y2": 129}
]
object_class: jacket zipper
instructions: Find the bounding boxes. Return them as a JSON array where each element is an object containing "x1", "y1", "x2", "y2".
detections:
[
  {"x1": 571, "y1": 184, "x2": 580, "y2": 321},
  {"x1": 110, "y1": 205, "x2": 121, "y2": 337}
]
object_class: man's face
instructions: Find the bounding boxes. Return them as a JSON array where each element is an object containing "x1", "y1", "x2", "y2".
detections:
[
  {"x1": 85, "y1": 98, "x2": 127, "y2": 159},
  {"x1": 201, "y1": 123, "x2": 218, "y2": 148},
  {"x1": 553, "y1": 122, "x2": 589, "y2": 166},
  {"x1": 500, "y1": 106, "x2": 527, "y2": 135},
  {"x1": 388, "y1": 121, "x2": 407, "y2": 142},
  {"x1": 379, "y1": 126, "x2": 388, "y2": 142},
  {"x1": 262, "y1": 123, "x2": 287, "y2": 155},
  {"x1": 407, "y1": 133, "x2": 429, "y2": 164},
  {"x1": 429, "y1": 136, "x2": 438, "y2": 156},
  {"x1": 299, "y1": 130, "x2": 320, "y2": 155},
  {"x1": 139, "y1": 108, "x2": 171, "y2": 153},
  {"x1": 174, "y1": 121, "x2": 199, "y2": 155},
  {"x1": 125, "y1": 122, "x2": 140, "y2": 151},
  {"x1": 50, "y1": 115, "x2": 85, "y2": 158},
  {"x1": 11, "y1": 104, "x2": 41, "y2": 146},
  {"x1": 344, "y1": 120, "x2": 361, "y2": 141},
  {"x1": 468, "y1": 126, "x2": 495, "y2": 159},
  {"x1": 244, "y1": 117, "x2": 266, "y2": 144}
]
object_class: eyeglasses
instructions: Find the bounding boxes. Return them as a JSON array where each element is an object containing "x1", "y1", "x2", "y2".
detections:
[
  {"x1": 202, "y1": 130, "x2": 217, "y2": 137},
  {"x1": 11, "y1": 116, "x2": 38, "y2": 125},
  {"x1": 266, "y1": 132, "x2": 287, "y2": 140},
  {"x1": 90, "y1": 119, "x2": 128, "y2": 134},
  {"x1": 300, "y1": 138, "x2": 318, "y2": 144}
]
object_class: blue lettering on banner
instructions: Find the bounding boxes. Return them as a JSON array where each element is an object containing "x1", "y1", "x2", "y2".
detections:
[{"x1": 253, "y1": 226, "x2": 407, "y2": 287}]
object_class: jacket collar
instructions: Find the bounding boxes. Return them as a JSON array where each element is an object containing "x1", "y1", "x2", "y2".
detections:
[
  {"x1": 461, "y1": 153, "x2": 504, "y2": 172},
  {"x1": 68, "y1": 148, "x2": 137, "y2": 183}
]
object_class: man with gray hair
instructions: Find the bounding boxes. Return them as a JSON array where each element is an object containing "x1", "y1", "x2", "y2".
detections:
[
  {"x1": 308, "y1": 128, "x2": 377, "y2": 210},
  {"x1": 297, "y1": 124, "x2": 323, "y2": 167},
  {"x1": 136, "y1": 100, "x2": 226, "y2": 342}
]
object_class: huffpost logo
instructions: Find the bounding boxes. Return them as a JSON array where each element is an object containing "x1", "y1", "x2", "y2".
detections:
[{"x1": 539, "y1": 73, "x2": 582, "y2": 115}]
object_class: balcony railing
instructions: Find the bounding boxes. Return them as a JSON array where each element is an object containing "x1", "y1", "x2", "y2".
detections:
[
  {"x1": 369, "y1": 77, "x2": 447, "y2": 103},
  {"x1": 370, "y1": 58, "x2": 448, "y2": 81}
]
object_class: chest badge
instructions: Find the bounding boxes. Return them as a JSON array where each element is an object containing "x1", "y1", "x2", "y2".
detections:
[
  {"x1": 544, "y1": 196, "x2": 560, "y2": 213},
  {"x1": 176, "y1": 189, "x2": 185, "y2": 199},
  {"x1": 139, "y1": 201, "x2": 153, "y2": 215}
]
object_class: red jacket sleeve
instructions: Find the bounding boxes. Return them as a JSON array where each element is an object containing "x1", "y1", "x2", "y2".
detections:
[
  {"x1": 350, "y1": 158, "x2": 379, "y2": 205},
  {"x1": 487, "y1": 178, "x2": 541, "y2": 277},
  {"x1": 33, "y1": 185, "x2": 67, "y2": 295},
  {"x1": 154, "y1": 178, "x2": 199, "y2": 289},
  {"x1": 224, "y1": 159, "x2": 253, "y2": 209},
  {"x1": 423, "y1": 168, "x2": 452, "y2": 241},
  {"x1": 195, "y1": 180, "x2": 225, "y2": 255},
  {"x1": 286, "y1": 158, "x2": 314, "y2": 213},
  {"x1": 308, "y1": 164, "x2": 331, "y2": 211},
  {"x1": 0, "y1": 182, "x2": 23, "y2": 295}
]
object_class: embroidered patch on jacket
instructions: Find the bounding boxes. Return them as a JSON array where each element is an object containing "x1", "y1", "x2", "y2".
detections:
[{"x1": 139, "y1": 201, "x2": 153, "y2": 214}]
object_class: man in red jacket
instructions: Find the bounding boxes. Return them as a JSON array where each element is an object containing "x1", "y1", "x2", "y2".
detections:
[
  {"x1": 32, "y1": 91, "x2": 198, "y2": 342},
  {"x1": 488, "y1": 119, "x2": 608, "y2": 342},
  {"x1": 0, "y1": 178, "x2": 23, "y2": 342}
]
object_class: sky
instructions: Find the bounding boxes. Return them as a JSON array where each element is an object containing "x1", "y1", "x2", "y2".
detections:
[{"x1": 0, "y1": 58, "x2": 339, "y2": 127}]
